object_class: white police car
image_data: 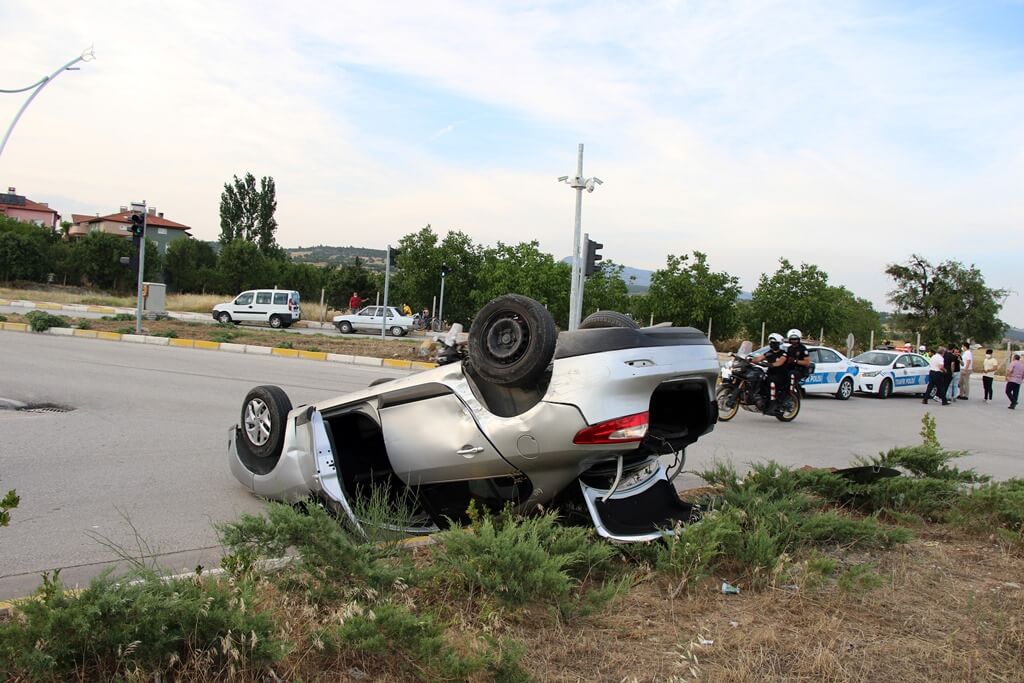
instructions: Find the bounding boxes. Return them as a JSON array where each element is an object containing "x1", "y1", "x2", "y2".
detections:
[
  {"x1": 852, "y1": 350, "x2": 930, "y2": 398},
  {"x1": 732, "y1": 344, "x2": 860, "y2": 400}
]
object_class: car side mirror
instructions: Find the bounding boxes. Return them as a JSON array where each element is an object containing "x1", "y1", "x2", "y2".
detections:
[{"x1": 894, "y1": 363, "x2": 906, "y2": 369}]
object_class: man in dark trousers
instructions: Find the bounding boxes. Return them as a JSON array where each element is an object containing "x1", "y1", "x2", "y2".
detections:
[
  {"x1": 924, "y1": 345, "x2": 949, "y2": 405},
  {"x1": 941, "y1": 343, "x2": 959, "y2": 406}
]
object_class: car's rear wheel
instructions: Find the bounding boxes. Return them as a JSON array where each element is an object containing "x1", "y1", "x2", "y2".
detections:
[
  {"x1": 579, "y1": 310, "x2": 639, "y2": 330},
  {"x1": 390, "y1": 325, "x2": 405, "y2": 337},
  {"x1": 836, "y1": 376, "x2": 854, "y2": 400},
  {"x1": 337, "y1": 321, "x2": 354, "y2": 334},
  {"x1": 269, "y1": 315, "x2": 283, "y2": 329},
  {"x1": 217, "y1": 311, "x2": 232, "y2": 324},
  {"x1": 878, "y1": 378, "x2": 893, "y2": 399},
  {"x1": 239, "y1": 385, "x2": 292, "y2": 463},
  {"x1": 716, "y1": 385, "x2": 739, "y2": 421},
  {"x1": 468, "y1": 294, "x2": 557, "y2": 388},
  {"x1": 775, "y1": 391, "x2": 800, "y2": 422}
]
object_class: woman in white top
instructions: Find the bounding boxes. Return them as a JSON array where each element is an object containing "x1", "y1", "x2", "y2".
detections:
[{"x1": 982, "y1": 349, "x2": 998, "y2": 401}]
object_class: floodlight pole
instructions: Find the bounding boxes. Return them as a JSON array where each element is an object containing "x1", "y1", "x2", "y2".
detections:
[
  {"x1": 559, "y1": 144, "x2": 601, "y2": 330},
  {"x1": 0, "y1": 47, "x2": 95, "y2": 161}
]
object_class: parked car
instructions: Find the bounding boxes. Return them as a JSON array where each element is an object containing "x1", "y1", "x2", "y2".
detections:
[
  {"x1": 212, "y1": 289, "x2": 301, "y2": 328},
  {"x1": 333, "y1": 305, "x2": 416, "y2": 336},
  {"x1": 229, "y1": 296, "x2": 720, "y2": 542},
  {"x1": 852, "y1": 350, "x2": 931, "y2": 398},
  {"x1": 728, "y1": 344, "x2": 860, "y2": 400}
]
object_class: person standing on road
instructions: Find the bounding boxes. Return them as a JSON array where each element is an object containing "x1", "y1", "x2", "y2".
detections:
[
  {"x1": 944, "y1": 344, "x2": 960, "y2": 404},
  {"x1": 348, "y1": 292, "x2": 366, "y2": 314},
  {"x1": 924, "y1": 346, "x2": 949, "y2": 405},
  {"x1": 1006, "y1": 354, "x2": 1023, "y2": 409},
  {"x1": 958, "y1": 342, "x2": 973, "y2": 400},
  {"x1": 982, "y1": 349, "x2": 997, "y2": 401}
]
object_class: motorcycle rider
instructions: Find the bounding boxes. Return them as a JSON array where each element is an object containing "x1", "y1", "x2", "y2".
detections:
[
  {"x1": 753, "y1": 333, "x2": 790, "y2": 411},
  {"x1": 783, "y1": 329, "x2": 812, "y2": 403}
]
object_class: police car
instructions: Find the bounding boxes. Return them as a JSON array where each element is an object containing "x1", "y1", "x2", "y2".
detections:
[
  {"x1": 851, "y1": 350, "x2": 931, "y2": 398},
  {"x1": 728, "y1": 343, "x2": 860, "y2": 400}
]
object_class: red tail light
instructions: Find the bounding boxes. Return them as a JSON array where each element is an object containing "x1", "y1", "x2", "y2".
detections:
[{"x1": 573, "y1": 411, "x2": 649, "y2": 445}]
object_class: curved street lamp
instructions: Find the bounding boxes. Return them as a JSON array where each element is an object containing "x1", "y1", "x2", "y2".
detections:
[{"x1": 0, "y1": 46, "x2": 96, "y2": 161}]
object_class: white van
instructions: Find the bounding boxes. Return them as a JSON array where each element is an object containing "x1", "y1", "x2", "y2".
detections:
[{"x1": 212, "y1": 289, "x2": 301, "y2": 328}]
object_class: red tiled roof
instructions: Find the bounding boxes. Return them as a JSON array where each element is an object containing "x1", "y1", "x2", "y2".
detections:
[
  {"x1": 0, "y1": 197, "x2": 58, "y2": 215},
  {"x1": 84, "y1": 211, "x2": 192, "y2": 231},
  {"x1": 71, "y1": 213, "x2": 96, "y2": 224}
]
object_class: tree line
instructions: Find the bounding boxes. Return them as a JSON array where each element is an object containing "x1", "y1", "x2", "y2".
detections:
[{"x1": 0, "y1": 170, "x2": 1008, "y2": 347}]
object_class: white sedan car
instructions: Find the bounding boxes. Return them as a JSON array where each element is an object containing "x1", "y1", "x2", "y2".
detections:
[
  {"x1": 852, "y1": 350, "x2": 931, "y2": 398},
  {"x1": 727, "y1": 344, "x2": 861, "y2": 400},
  {"x1": 333, "y1": 305, "x2": 416, "y2": 336}
]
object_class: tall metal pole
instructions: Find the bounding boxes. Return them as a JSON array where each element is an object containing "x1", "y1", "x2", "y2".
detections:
[
  {"x1": 134, "y1": 202, "x2": 147, "y2": 334},
  {"x1": 574, "y1": 232, "x2": 588, "y2": 326},
  {"x1": 381, "y1": 246, "x2": 391, "y2": 339},
  {"x1": 438, "y1": 272, "x2": 446, "y2": 332},
  {"x1": 1, "y1": 47, "x2": 95, "y2": 161},
  {"x1": 568, "y1": 145, "x2": 584, "y2": 330}
]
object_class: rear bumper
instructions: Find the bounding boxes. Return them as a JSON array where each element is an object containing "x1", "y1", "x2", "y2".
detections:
[{"x1": 579, "y1": 463, "x2": 697, "y2": 542}]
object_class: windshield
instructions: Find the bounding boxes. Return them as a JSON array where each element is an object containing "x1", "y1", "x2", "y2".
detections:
[
  {"x1": 853, "y1": 351, "x2": 896, "y2": 366},
  {"x1": 736, "y1": 340, "x2": 753, "y2": 358}
]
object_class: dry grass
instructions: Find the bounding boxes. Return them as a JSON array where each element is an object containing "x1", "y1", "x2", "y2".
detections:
[
  {"x1": 2, "y1": 312, "x2": 431, "y2": 360},
  {"x1": 0, "y1": 286, "x2": 229, "y2": 313}
]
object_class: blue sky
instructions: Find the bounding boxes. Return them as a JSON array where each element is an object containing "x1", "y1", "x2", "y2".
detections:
[{"x1": 2, "y1": 1, "x2": 1022, "y2": 326}]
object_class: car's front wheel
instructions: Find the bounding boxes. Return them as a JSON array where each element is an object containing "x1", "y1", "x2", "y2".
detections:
[
  {"x1": 217, "y1": 311, "x2": 232, "y2": 324},
  {"x1": 239, "y1": 385, "x2": 292, "y2": 463},
  {"x1": 337, "y1": 321, "x2": 354, "y2": 334},
  {"x1": 468, "y1": 294, "x2": 557, "y2": 388},
  {"x1": 836, "y1": 376, "x2": 854, "y2": 400},
  {"x1": 878, "y1": 378, "x2": 893, "y2": 399}
]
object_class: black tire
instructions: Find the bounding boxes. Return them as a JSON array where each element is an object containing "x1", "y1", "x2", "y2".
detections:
[
  {"x1": 836, "y1": 376, "x2": 854, "y2": 400},
  {"x1": 216, "y1": 311, "x2": 232, "y2": 324},
  {"x1": 369, "y1": 377, "x2": 395, "y2": 387},
  {"x1": 468, "y1": 294, "x2": 557, "y2": 388},
  {"x1": 878, "y1": 378, "x2": 893, "y2": 399},
  {"x1": 269, "y1": 315, "x2": 283, "y2": 329},
  {"x1": 579, "y1": 310, "x2": 639, "y2": 330},
  {"x1": 775, "y1": 391, "x2": 800, "y2": 422},
  {"x1": 716, "y1": 385, "x2": 739, "y2": 421},
  {"x1": 239, "y1": 385, "x2": 292, "y2": 462},
  {"x1": 337, "y1": 321, "x2": 354, "y2": 334},
  {"x1": 390, "y1": 325, "x2": 405, "y2": 337}
]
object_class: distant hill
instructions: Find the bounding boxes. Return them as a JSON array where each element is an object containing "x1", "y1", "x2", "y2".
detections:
[
  {"x1": 1006, "y1": 327, "x2": 1024, "y2": 342},
  {"x1": 287, "y1": 245, "x2": 386, "y2": 269}
]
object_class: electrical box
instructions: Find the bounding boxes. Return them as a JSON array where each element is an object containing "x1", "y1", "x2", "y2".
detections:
[{"x1": 143, "y1": 282, "x2": 166, "y2": 316}]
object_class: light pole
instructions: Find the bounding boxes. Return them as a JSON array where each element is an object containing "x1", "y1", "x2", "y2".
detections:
[
  {"x1": 438, "y1": 263, "x2": 449, "y2": 331},
  {"x1": 558, "y1": 144, "x2": 602, "y2": 330},
  {"x1": 1, "y1": 47, "x2": 95, "y2": 161}
]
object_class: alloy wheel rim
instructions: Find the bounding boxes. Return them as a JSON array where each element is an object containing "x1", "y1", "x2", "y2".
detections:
[{"x1": 244, "y1": 398, "x2": 272, "y2": 447}]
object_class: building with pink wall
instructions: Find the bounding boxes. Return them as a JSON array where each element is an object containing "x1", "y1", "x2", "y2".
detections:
[{"x1": 0, "y1": 187, "x2": 59, "y2": 229}]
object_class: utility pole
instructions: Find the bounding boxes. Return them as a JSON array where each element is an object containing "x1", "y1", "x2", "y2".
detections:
[
  {"x1": 1, "y1": 47, "x2": 95, "y2": 161},
  {"x1": 130, "y1": 202, "x2": 147, "y2": 334},
  {"x1": 382, "y1": 245, "x2": 393, "y2": 339},
  {"x1": 558, "y1": 144, "x2": 602, "y2": 330}
]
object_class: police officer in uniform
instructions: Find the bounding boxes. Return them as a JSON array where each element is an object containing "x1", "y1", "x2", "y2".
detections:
[
  {"x1": 783, "y1": 329, "x2": 812, "y2": 403},
  {"x1": 754, "y1": 333, "x2": 790, "y2": 410}
]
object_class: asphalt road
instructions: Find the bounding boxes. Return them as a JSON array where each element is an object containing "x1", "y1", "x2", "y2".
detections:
[{"x1": 1, "y1": 333, "x2": 1021, "y2": 600}]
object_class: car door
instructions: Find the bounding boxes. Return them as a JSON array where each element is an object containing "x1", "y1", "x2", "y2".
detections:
[
  {"x1": 253, "y1": 291, "x2": 274, "y2": 324},
  {"x1": 907, "y1": 354, "x2": 931, "y2": 393},
  {"x1": 355, "y1": 306, "x2": 380, "y2": 332},
  {"x1": 231, "y1": 291, "x2": 257, "y2": 321},
  {"x1": 809, "y1": 348, "x2": 844, "y2": 394}
]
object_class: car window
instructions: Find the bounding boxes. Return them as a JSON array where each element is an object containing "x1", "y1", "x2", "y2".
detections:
[
  {"x1": 912, "y1": 355, "x2": 929, "y2": 368},
  {"x1": 291, "y1": 291, "x2": 300, "y2": 304},
  {"x1": 853, "y1": 351, "x2": 896, "y2": 365},
  {"x1": 255, "y1": 292, "x2": 272, "y2": 305},
  {"x1": 817, "y1": 349, "x2": 841, "y2": 363},
  {"x1": 895, "y1": 355, "x2": 912, "y2": 367},
  {"x1": 273, "y1": 292, "x2": 288, "y2": 305},
  {"x1": 234, "y1": 292, "x2": 253, "y2": 305}
]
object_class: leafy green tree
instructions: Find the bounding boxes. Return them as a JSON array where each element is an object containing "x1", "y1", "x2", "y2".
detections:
[
  {"x1": 216, "y1": 239, "x2": 277, "y2": 293},
  {"x1": 324, "y1": 257, "x2": 380, "y2": 310},
  {"x1": 746, "y1": 259, "x2": 843, "y2": 341},
  {"x1": 68, "y1": 232, "x2": 134, "y2": 291},
  {"x1": 830, "y1": 286, "x2": 885, "y2": 350},
  {"x1": 392, "y1": 226, "x2": 483, "y2": 325},
  {"x1": 0, "y1": 216, "x2": 54, "y2": 282},
  {"x1": 219, "y1": 173, "x2": 281, "y2": 256},
  {"x1": 473, "y1": 241, "x2": 572, "y2": 327},
  {"x1": 581, "y1": 261, "x2": 631, "y2": 317},
  {"x1": 631, "y1": 252, "x2": 741, "y2": 340},
  {"x1": 164, "y1": 239, "x2": 219, "y2": 293},
  {"x1": 886, "y1": 255, "x2": 1007, "y2": 344}
]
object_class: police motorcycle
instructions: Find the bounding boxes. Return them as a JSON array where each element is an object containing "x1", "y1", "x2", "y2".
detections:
[{"x1": 716, "y1": 338, "x2": 805, "y2": 423}]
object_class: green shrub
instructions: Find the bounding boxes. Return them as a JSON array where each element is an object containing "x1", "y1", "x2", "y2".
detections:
[
  {"x1": 318, "y1": 602, "x2": 527, "y2": 682},
  {"x1": 654, "y1": 509, "x2": 741, "y2": 593},
  {"x1": 113, "y1": 312, "x2": 135, "y2": 321},
  {"x1": 0, "y1": 569, "x2": 286, "y2": 680},
  {"x1": 153, "y1": 330, "x2": 178, "y2": 338},
  {"x1": 75, "y1": 318, "x2": 91, "y2": 330},
  {"x1": 116, "y1": 326, "x2": 135, "y2": 335},
  {"x1": 24, "y1": 310, "x2": 68, "y2": 332},
  {"x1": 1, "y1": 486, "x2": 18, "y2": 526},
  {"x1": 433, "y1": 503, "x2": 617, "y2": 608},
  {"x1": 0, "y1": 314, "x2": 7, "y2": 322},
  {"x1": 838, "y1": 563, "x2": 883, "y2": 593},
  {"x1": 277, "y1": 340, "x2": 293, "y2": 349}
]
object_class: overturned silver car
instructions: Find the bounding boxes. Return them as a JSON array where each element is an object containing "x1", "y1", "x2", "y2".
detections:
[{"x1": 228, "y1": 295, "x2": 719, "y2": 542}]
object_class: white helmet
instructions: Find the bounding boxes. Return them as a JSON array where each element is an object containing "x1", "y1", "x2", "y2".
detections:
[
  {"x1": 767, "y1": 333, "x2": 785, "y2": 344},
  {"x1": 786, "y1": 328, "x2": 802, "y2": 341}
]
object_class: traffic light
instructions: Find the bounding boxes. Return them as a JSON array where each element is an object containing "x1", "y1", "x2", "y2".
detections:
[
  {"x1": 584, "y1": 238, "x2": 603, "y2": 277},
  {"x1": 440, "y1": 263, "x2": 450, "y2": 278},
  {"x1": 388, "y1": 247, "x2": 401, "y2": 267},
  {"x1": 129, "y1": 212, "x2": 144, "y2": 236}
]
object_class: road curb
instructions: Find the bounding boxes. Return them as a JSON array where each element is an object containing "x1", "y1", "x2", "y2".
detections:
[{"x1": 0, "y1": 324, "x2": 437, "y2": 370}]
